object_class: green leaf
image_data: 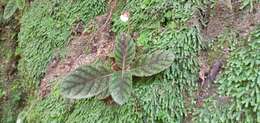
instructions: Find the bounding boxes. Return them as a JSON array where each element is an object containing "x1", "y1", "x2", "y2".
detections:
[
  {"x1": 16, "y1": 0, "x2": 25, "y2": 9},
  {"x1": 131, "y1": 50, "x2": 174, "y2": 77},
  {"x1": 114, "y1": 33, "x2": 136, "y2": 70},
  {"x1": 61, "y1": 64, "x2": 113, "y2": 99},
  {"x1": 3, "y1": 1, "x2": 17, "y2": 19},
  {"x1": 109, "y1": 72, "x2": 132, "y2": 105}
]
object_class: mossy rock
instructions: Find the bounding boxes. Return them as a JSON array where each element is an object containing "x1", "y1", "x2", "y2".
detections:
[{"x1": 17, "y1": 0, "x2": 260, "y2": 123}]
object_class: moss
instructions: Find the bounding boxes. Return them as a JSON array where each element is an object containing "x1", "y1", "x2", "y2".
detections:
[
  {"x1": 15, "y1": 0, "x2": 107, "y2": 122},
  {"x1": 217, "y1": 29, "x2": 260, "y2": 122},
  {"x1": 22, "y1": 80, "x2": 184, "y2": 123},
  {"x1": 1, "y1": 79, "x2": 28, "y2": 123},
  {"x1": 6, "y1": 0, "x2": 260, "y2": 122},
  {"x1": 19, "y1": 83, "x2": 71, "y2": 123},
  {"x1": 192, "y1": 27, "x2": 260, "y2": 123},
  {"x1": 65, "y1": 79, "x2": 191, "y2": 123},
  {"x1": 20, "y1": 0, "x2": 260, "y2": 122},
  {"x1": 18, "y1": 0, "x2": 206, "y2": 122},
  {"x1": 21, "y1": 26, "x2": 202, "y2": 123},
  {"x1": 66, "y1": 97, "x2": 142, "y2": 123},
  {"x1": 207, "y1": 30, "x2": 239, "y2": 65},
  {"x1": 112, "y1": 0, "x2": 200, "y2": 34},
  {"x1": 192, "y1": 97, "x2": 232, "y2": 123},
  {"x1": 17, "y1": 0, "x2": 107, "y2": 87},
  {"x1": 0, "y1": 12, "x2": 21, "y2": 123}
]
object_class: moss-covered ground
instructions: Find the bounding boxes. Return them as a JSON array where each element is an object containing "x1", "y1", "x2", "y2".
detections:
[{"x1": 0, "y1": 0, "x2": 259, "y2": 123}]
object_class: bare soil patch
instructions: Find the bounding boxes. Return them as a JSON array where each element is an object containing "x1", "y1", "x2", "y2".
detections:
[
  {"x1": 189, "y1": 1, "x2": 260, "y2": 40},
  {"x1": 39, "y1": 15, "x2": 115, "y2": 97},
  {"x1": 39, "y1": 0, "x2": 118, "y2": 97}
]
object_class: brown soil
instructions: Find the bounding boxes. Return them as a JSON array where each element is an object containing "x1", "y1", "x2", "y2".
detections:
[
  {"x1": 233, "y1": 3, "x2": 260, "y2": 37},
  {"x1": 189, "y1": 1, "x2": 260, "y2": 40},
  {"x1": 39, "y1": 16, "x2": 115, "y2": 97}
]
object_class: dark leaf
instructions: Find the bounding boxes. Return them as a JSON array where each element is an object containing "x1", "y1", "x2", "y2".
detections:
[
  {"x1": 131, "y1": 50, "x2": 174, "y2": 77},
  {"x1": 109, "y1": 72, "x2": 132, "y2": 105},
  {"x1": 114, "y1": 33, "x2": 136, "y2": 70},
  {"x1": 3, "y1": 1, "x2": 17, "y2": 19},
  {"x1": 61, "y1": 64, "x2": 113, "y2": 99}
]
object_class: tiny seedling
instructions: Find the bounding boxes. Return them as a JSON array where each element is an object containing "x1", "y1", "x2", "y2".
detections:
[{"x1": 60, "y1": 33, "x2": 174, "y2": 105}]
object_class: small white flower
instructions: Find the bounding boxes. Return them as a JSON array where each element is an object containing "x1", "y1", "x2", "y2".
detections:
[
  {"x1": 120, "y1": 11, "x2": 129, "y2": 22},
  {"x1": 16, "y1": 118, "x2": 22, "y2": 123}
]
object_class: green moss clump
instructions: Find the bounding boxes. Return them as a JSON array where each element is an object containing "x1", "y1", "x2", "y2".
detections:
[
  {"x1": 192, "y1": 28, "x2": 260, "y2": 123},
  {"x1": 17, "y1": 0, "x2": 107, "y2": 87},
  {"x1": 0, "y1": 79, "x2": 26, "y2": 123},
  {"x1": 217, "y1": 29, "x2": 260, "y2": 123},
  {"x1": 16, "y1": 0, "x2": 107, "y2": 122},
  {"x1": 192, "y1": 97, "x2": 232, "y2": 123},
  {"x1": 66, "y1": 97, "x2": 142, "y2": 123},
  {"x1": 19, "y1": 83, "x2": 71, "y2": 123}
]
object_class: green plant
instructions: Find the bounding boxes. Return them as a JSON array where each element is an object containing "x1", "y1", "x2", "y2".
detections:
[{"x1": 61, "y1": 33, "x2": 174, "y2": 105}]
